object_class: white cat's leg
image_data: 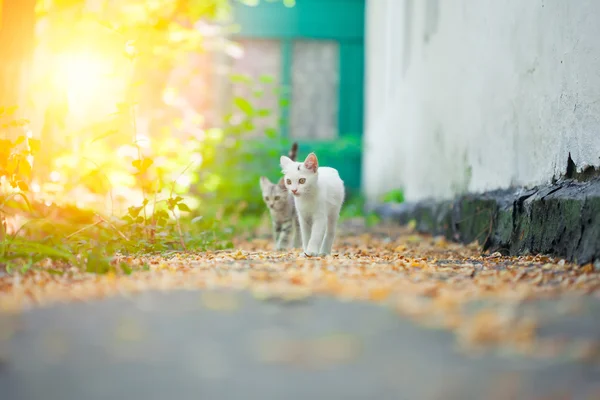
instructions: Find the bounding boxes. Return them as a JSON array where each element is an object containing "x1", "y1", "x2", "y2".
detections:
[
  {"x1": 293, "y1": 216, "x2": 302, "y2": 248},
  {"x1": 319, "y1": 212, "x2": 339, "y2": 256},
  {"x1": 305, "y1": 217, "x2": 326, "y2": 257},
  {"x1": 298, "y1": 216, "x2": 311, "y2": 251}
]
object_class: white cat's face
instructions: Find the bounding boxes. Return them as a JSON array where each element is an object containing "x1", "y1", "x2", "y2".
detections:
[{"x1": 280, "y1": 153, "x2": 319, "y2": 197}]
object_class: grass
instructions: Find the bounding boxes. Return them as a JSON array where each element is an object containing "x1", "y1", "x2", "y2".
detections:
[{"x1": 340, "y1": 194, "x2": 381, "y2": 228}]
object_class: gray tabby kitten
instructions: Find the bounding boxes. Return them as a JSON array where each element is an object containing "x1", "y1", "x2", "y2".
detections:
[{"x1": 259, "y1": 142, "x2": 302, "y2": 250}]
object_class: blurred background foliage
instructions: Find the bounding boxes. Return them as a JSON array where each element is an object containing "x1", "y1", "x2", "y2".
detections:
[{"x1": 0, "y1": 0, "x2": 364, "y2": 272}]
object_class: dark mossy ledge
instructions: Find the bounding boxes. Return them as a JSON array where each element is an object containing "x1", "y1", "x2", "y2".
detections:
[{"x1": 373, "y1": 178, "x2": 600, "y2": 265}]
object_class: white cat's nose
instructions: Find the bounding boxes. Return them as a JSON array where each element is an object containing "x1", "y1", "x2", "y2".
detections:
[{"x1": 291, "y1": 189, "x2": 298, "y2": 194}]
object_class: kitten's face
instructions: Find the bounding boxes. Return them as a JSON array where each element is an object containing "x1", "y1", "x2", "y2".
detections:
[
  {"x1": 280, "y1": 153, "x2": 318, "y2": 197},
  {"x1": 259, "y1": 177, "x2": 289, "y2": 211}
]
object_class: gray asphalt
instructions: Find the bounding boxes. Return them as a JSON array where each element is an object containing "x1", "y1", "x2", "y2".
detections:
[{"x1": 1, "y1": 289, "x2": 600, "y2": 400}]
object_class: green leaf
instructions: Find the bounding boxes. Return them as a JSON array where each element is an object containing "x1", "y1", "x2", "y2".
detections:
[
  {"x1": 257, "y1": 109, "x2": 271, "y2": 117},
  {"x1": 259, "y1": 74, "x2": 274, "y2": 84},
  {"x1": 4, "y1": 106, "x2": 18, "y2": 116},
  {"x1": 132, "y1": 158, "x2": 153, "y2": 172},
  {"x1": 28, "y1": 138, "x2": 41, "y2": 154},
  {"x1": 264, "y1": 128, "x2": 278, "y2": 139},
  {"x1": 90, "y1": 129, "x2": 119, "y2": 144},
  {"x1": 18, "y1": 158, "x2": 32, "y2": 178},
  {"x1": 7, "y1": 240, "x2": 75, "y2": 261},
  {"x1": 120, "y1": 262, "x2": 133, "y2": 275},
  {"x1": 0, "y1": 191, "x2": 32, "y2": 211},
  {"x1": 128, "y1": 205, "x2": 143, "y2": 218},
  {"x1": 241, "y1": 121, "x2": 255, "y2": 132},
  {"x1": 229, "y1": 74, "x2": 251, "y2": 84},
  {"x1": 86, "y1": 251, "x2": 112, "y2": 274},
  {"x1": 234, "y1": 97, "x2": 254, "y2": 115},
  {"x1": 382, "y1": 189, "x2": 405, "y2": 204},
  {"x1": 17, "y1": 181, "x2": 29, "y2": 191},
  {"x1": 153, "y1": 209, "x2": 169, "y2": 220},
  {"x1": 47, "y1": 268, "x2": 65, "y2": 275},
  {"x1": 177, "y1": 203, "x2": 191, "y2": 212}
]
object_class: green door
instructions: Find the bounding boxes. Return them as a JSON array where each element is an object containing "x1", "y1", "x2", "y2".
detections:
[{"x1": 230, "y1": 0, "x2": 365, "y2": 194}]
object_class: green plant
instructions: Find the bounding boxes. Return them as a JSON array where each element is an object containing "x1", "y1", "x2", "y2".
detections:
[
  {"x1": 193, "y1": 73, "x2": 291, "y2": 218},
  {"x1": 382, "y1": 189, "x2": 405, "y2": 204},
  {"x1": 0, "y1": 0, "x2": 302, "y2": 276},
  {"x1": 339, "y1": 194, "x2": 381, "y2": 228}
]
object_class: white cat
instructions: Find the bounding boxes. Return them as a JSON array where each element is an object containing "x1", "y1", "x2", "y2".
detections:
[{"x1": 280, "y1": 152, "x2": 345, "y2": 256}]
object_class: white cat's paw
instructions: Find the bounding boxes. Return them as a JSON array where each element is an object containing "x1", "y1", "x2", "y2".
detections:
[
  {"x1": 318, "y1": 252, "x2": 331, "y2": 257},
  {"x1": 303, "y1": 251, "x2": 319, "y2": 257}
]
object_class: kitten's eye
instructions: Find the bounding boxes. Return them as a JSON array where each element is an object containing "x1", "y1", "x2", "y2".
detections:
[
  {"x1": 299, "y1": 178, "x2": 306, "y2": 184},
  {"x1": 286, "y1": 179, "x2": 291, "y2": 185},
  {"x1": 274, "y1": 196, "x2": 280, "y2": 200},
  {"x1": 264, "y1": 196, "x2": 269, "y2": 201}
]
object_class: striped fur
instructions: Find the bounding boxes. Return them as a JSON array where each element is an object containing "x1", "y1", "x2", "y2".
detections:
[{"x1": 259, "y1": 142, "x2": 301, "y2": 250}]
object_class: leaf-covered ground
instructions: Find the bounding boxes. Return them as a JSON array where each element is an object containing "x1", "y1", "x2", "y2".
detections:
[
  {"x1": 2, "y1": 223, "x2": 599, "y2": 358},
  {"x1": 1, "y1": 224, "x2": 600, "y2": 399}
]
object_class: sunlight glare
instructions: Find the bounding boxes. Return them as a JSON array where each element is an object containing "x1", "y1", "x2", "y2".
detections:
[
  {"x1": 56, "y1": 53, "x2": 114, "y2": 113},
  {"x1": 124, "y1": 40, "x2": 137, "y2": 58},
  {"x1": 162, "y1": 87, "x2": 179, "y2": 106},
  {"x1": 175, "y1": 174, "x2": 192, "y2": 187},
  {"x1": 190, "y1": 153, "x2": 203, "y2": 167},
  {"x1": 49, "y1": 171, "x2": 61, "y2": 182},
  {"x1": 135, "y1": 134, "x2": 151, "y2": 148}
]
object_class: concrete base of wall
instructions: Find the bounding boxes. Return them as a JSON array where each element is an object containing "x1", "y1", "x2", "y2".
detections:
[{"x1": 374, "y1": 178, "x2": 600, "y2": 265}]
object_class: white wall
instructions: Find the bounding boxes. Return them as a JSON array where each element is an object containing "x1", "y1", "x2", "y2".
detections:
[{"x1": 363, "y1": 0, "x2": 600, "y2": 202}]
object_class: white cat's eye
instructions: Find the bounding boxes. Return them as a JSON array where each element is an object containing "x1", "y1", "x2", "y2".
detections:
[
  {"x1": 264, "y1": 196, "x2": 269, "y2": 201},
  {"x1": 286, "y1": 179, "x2": 291, "y2": 185},
  {"x1": 299, "y1": 178, "x2": 306, "y2": 184},
  {"x1": 274, "y1": 196, "x2": 280, "y2": 200}
]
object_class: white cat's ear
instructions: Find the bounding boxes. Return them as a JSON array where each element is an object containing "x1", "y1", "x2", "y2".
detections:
[
  {"x1": 280, "y1": 155, "x2": 293, "y2": 170},
  {"x1": 259, "y1": 176, "x2": 271, "y2": 191},
  {"x1": 304, "y1": 152, "x2": 318, "y2": 173},
  {"x1": 277, "y1": 178, "x2": 287, "y2": 190}
]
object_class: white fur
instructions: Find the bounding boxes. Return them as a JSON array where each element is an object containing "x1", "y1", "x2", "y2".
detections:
[{"x1": 280, "y1": 153, "x2": 345, "y2": 256}]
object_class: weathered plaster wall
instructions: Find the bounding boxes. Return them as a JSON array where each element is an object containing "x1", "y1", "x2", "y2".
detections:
[{"x1": 363, "y1": 0, "x2": 600, "y2": 202}]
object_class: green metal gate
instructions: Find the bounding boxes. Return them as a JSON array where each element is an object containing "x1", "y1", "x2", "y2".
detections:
[{"x1": 230, "y1": 0, "x2": 365, "y2": 193}]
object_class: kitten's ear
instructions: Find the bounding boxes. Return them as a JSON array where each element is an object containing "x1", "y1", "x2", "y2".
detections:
[
  {"x1": 280, "y1": 155, "x2": 293, "y2": 171},
  {"x1": 259, "y1": 176, "x2": 271, "y2": 191},
  {"x1": 304, "y1": 152, "x2": 318, "y2": 173}
]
